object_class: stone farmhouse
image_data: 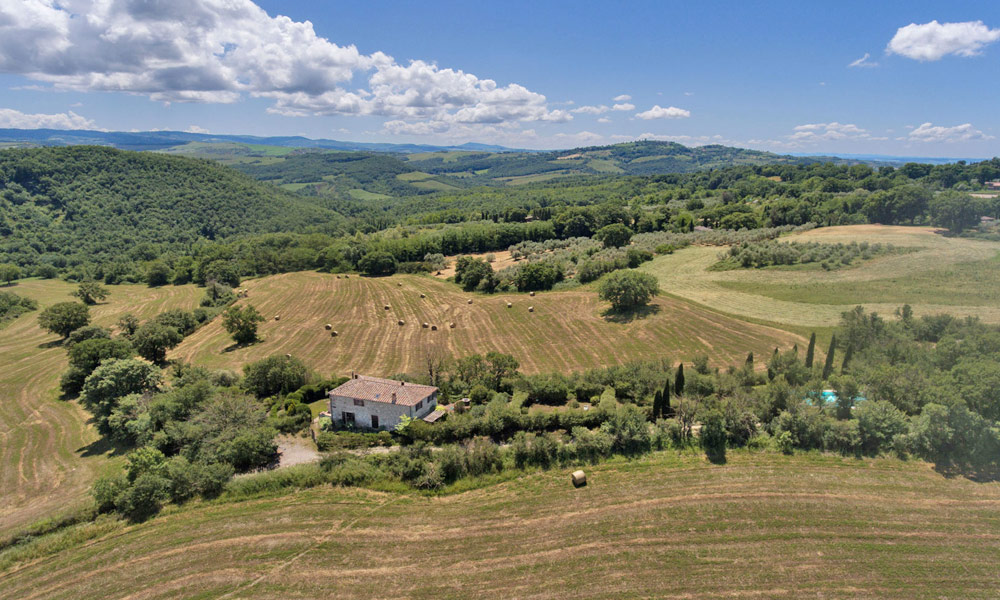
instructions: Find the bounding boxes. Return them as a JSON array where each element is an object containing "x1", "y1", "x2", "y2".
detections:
[{"x1": 327, "y1": 374, "x2": 438, "y2": 430}]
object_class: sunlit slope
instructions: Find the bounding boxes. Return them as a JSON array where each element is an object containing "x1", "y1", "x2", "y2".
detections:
[
  {"x1": 642, "y1": 225, "x2": 1000, "y2": 327},
  {"x1": 2, "y1": 452, "x2": 998, "y2": 599},
  {"x1": 0, "y1": 280, "x2": 202, "y2": 535},
  {"x1": 171, "y1": 272, "x2": 804, "y2": 375}
]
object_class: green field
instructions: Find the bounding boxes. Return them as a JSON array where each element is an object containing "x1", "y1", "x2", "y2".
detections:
[
  {"x1": 2, "y1": 451, "x2": 998, "y2": 599},
  {"x1": 642, "y1": 225, "x2": 1000, "y2": 327}
]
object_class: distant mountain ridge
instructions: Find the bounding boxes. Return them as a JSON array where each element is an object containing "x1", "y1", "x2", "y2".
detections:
[{"x1": 0, "y1": 128, "x2": 534, "y2": 154}]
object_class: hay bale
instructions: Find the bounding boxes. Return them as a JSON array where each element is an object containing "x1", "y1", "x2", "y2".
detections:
[
  {"x1": 431, "y1": 325, "x2": 438, "y2": 331},
  {"x1": 331, "y1": 330, "x2": 338, "y2": 337},
  {"x1": 325, "y1": 324, "x2": 332, "y2": 330},
  {"x1": 422, "y1": 322, "x2": 429, "y2": 328},
  {"x1": 336, "y1": 275, "x2": 341, "y2": 279},
  {"x1": 506, "y1": 302, "x2": 512, "y2": 308},
  {"x1": 420, "y1": 293, "x2": 426, "y2": 299},
  {"x1": 398, "y1": 319, "x2": 405, "y2": 326},
  {"x1": 285, "y1": 353, "x2": 292, "y2": 358},
  {"x1": 571, "y1": 470, "x2": 587, "y2": 488},
  {"x1": 467, "y1": 299, "x2": 473, "y2": 304},
  {"x1": 274, "y1": 315, "x2": 280, "y2": 321},
  {"x1": 384, "y1": 305, "x2": 390, "y2": 310},
  {"x1": 529, "y1": 291, "x2": 535, "y2": 297},
  {"x1": 397, "y1": 282, "x2": 402, "y2": 287},
  {"x1": 528, "y1": 306, "x2": 534, "y2": 312},
  {"x1": 449, "y1": 322, "x2": 456, "y2": 329}
]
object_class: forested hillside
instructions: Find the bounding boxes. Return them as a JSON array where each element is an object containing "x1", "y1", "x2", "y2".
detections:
[{"x1": 0, "y1": 147, "x2": 343, "y2": 273}]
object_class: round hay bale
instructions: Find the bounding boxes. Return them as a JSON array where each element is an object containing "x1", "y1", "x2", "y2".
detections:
[
  {"x1": 284, "y1": 353, "x2": 291, "y2": 358},
  {"x1": 528, "y1": 306, "x2": 534, "y2": 312},
  {"x1": 449, "y1": 322, "x2": 456, "y2": 329},
  {"x1": 431, "y1": 325, "x2": 438, "y2": 331},
  {"x1": 274, "y1": 315, "x2": 280, "y2": 321},
  {"x1": 467, "y1": 299, "x2": 473, "y2": 304},
  {"x1": 398, "y1": 319, "x2": 405, "y2": 326},
  {"x1": 336, "y1": 275, "x2": 341, "y2": 279},
  {"x1": 397, "y1": 282, "x2": 402, "y2": 287},
  {"x1": 420, "y1": 293, "x2": 426, "y2": 299},
  {"x1": 571, "y1": 470, "x2": 587, "y2": 488},
  {"x1": 529, "y1": 291, "x2": 535, "y2": 297},
  {"x1": 384, "y1": 305, "x2": 390, "y2": 310},
  {"x1": 506, "y1": 302, "x2": 512, "y2": 308},
  {"x1": 422, "y1": 322, "x2": 429, "y2": 328},
  {"x1": 325, "y1": 323, "x2": 332, "y2": 330},
  {"x1": 331, "y1": 330, "x2": 338, "y2": 337}
]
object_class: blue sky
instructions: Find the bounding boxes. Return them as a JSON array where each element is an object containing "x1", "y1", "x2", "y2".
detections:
[{"x1": 1, "y1": 0, "x2": 999, "y2": 156}]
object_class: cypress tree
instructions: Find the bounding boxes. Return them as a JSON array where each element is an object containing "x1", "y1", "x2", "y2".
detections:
[
  {"x1": 822, "y1": 335, "x2": 837, "y2": 380},
  {"x1": 792, "y1": 343, "x2": 799, "y2": 355},
  {"x1": 652, "y1": 390, "x2": 663, "y2": 420},
  {"x1": 805, "y1": 332, "x2": 817, "y2": 368},
  {"x1": 841, "y1": 344, "x2": 854, "y2": 374},
  {"x1": 674, "y1": 363, "x2": 685, "y2": 397},
  {"x1": 662, "y1": 380, "x2": 673, "y2": 417},
  {"x1": 745, "y1": 351, "x2": 754, "y2": 367}
]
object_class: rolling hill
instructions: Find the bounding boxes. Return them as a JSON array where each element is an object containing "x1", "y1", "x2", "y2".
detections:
[
  {"x1": 0, "y1": 146, "x2": 344, "y2": 270},
  {"x1": 2, "y1": 451, "x2": 998, "y2": 599}
]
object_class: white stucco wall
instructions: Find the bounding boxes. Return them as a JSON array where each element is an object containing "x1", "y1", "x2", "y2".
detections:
[{"x1": 328, "y1": 392, "x2": 437, "y2": 430}]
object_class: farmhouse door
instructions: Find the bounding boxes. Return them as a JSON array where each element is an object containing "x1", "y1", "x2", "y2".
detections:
[{"x1": 371, "y1": 415, "x2": 379, "y2": 429}]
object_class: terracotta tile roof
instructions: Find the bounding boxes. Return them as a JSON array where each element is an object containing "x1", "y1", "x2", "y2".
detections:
[{"x1": 329, "y1": 375, "x2": 437, "y2": 407}]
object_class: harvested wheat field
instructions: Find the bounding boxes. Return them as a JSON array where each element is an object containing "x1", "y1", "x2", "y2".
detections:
[
  {"x1": 642, "y1": 225, "x2": 1000, "y2": 328},
  {"x1": 170, "y1": 271, "x2": 804, "y2": 375},
  {"x1": 0, "y1": 279, "x2": 203, "y2": 535},
  {"x1": 2, "y1": 451, "x2": 999, "y2": 599}
]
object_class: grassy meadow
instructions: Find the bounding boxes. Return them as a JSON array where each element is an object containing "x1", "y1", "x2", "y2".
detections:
[
  {"x1": 642, "y1": 225, "x2": 1000, "y2": 328},
  {"x1": 2, "y1": 451, "x2": 998, "y2": 599},
  {"x1": 0, "y1": 279, "x2": 203, "y2": 535}
]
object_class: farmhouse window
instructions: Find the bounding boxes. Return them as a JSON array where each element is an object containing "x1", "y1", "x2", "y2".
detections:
[
  {"x1": 342, "y1": 412, "x2": 355, "y2": 424},
  {"x1": 354, "y1": 399, "x2": 364, "y2": 406},
  {"x1": 415, "y1": 401, "x2": 423, "y2": 410}
]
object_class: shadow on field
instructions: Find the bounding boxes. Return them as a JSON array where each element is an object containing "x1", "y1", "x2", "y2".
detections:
[
  {"x1": 602, "y1": 304, "x2": 660, "y2": 323},
  {"x1": 37, "y1": 339, "x2": 64, "y2": 349},
  {"x1": 77, "y1": 435, "x2": 127, "y2": 458},
  {"x1": 223, "y1": 339, "x2": 262, "y2": 353}
]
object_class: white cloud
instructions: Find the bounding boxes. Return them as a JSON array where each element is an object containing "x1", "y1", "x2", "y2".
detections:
[
  {"x1": 612, "y1": 94, "x2": 631, "y2": 102},
  {"x1": 612, "y1": 102, "x2": 635, "y2": 111},
  {"x1": 790, "y1": 122, "x2": 869, "y2": 142},
  {"x1": 635, "y1": 105, "x2": 691, "y2": 120},
  {"x1": 571, "y1": 104, "x2": 609, "y2": 115},
  {"x1": 0, "y1": 0, "x2": 567, "y2": 134},
  {"x1": 0, "y1": 107, "x2": 97, "y2": 129},
  {"x1": 907, "y1": 122, "x2": 993, "y2": 143},
  {"x1": 186, "y1": 125, "x2": 210, "y2": 134},
  {"x1": 887, "y1": 20, "x2": 1000, "y2": 61},
  {"x1": 848, "y1": 52, "x2": 878, "y2": 68},
  {"x1": 597, "y1": 117, "x2": 611, "y2": 124},
  {"x1": 683, "y1": 91, "x2": 694, "y2": 96}
]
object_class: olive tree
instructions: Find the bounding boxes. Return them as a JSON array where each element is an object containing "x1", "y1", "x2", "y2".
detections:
[{"x1": 597, "y1": 270, "x2": 659, "y2": 312}]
